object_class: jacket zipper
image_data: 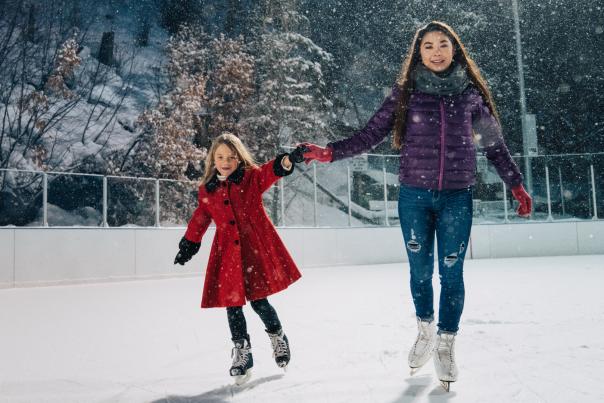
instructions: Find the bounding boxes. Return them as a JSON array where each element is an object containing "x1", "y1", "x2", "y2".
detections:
[{"x1": 438, "y1": 98, "x2": 446, "y2": 191}]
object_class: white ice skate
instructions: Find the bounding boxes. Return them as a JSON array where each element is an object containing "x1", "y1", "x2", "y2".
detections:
[
  {"x1": 433, "y1": 332, "x2": 458, "y2": 392},
  {"x1": 408, "y1": 317, "x2": 436, "y2": 375}
]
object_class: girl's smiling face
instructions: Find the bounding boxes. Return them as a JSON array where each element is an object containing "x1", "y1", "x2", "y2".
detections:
[
  {"x1": 213, "y1": 144, "x2": 239, "y2": 177},
  {"x1": 419, "y1": 31, "x2": 454, "y2": 73}
]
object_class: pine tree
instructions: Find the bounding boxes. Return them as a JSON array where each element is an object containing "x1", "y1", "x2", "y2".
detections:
[
  {"x1": 243, "y1": 6, "x2": 334, "y2": 161},
  {"x1": 239, "y1": 2, "x2": 334, "y2": 224}
]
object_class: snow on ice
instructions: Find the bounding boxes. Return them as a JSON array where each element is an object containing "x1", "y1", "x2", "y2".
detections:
[{"x1": 0, "y1": 255, "x2": 603, "y2": 402}]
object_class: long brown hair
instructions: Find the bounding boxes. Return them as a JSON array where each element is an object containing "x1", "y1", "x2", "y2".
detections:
[
  {"x1": 392, "y1": 21, "x2": 500, "y2": 149},
  {"x1": 201, "y1": 132, "x2": 257, "y2": 184}
]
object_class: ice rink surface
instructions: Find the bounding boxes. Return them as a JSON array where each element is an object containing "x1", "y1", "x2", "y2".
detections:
[{"x1": 1, "y1": 255, "x2": 603, "y2": 402}]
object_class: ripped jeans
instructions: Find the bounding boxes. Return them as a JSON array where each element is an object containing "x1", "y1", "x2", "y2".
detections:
[{"x1": 398, "y1": 184, "x2": 473, "y2": 333}]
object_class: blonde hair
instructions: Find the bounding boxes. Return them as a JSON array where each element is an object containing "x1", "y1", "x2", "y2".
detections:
[
  {"x1": 202, "y1": 132, "x2": 257, "y2": 184},
  {"x1": 392, "y1": 21, "x2": 500, "y2": 149}
]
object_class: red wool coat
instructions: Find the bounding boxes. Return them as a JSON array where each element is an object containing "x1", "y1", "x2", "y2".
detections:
[{"x1": 184, "y1": 157, "x2": 302, "y2": 308}]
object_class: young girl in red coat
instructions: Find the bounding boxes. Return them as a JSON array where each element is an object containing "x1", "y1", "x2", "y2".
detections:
[{"x1": 174, "y1": 132, "x2": 307, "y2": 384}]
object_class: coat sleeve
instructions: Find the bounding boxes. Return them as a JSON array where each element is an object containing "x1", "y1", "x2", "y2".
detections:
[
  {"x1": 251, "y1": 154, "x2": 294, "y2": 194},
  {"x1": 471, "y1": 90, "x2": 524, "y2": 188},
  {"x1": 184, "y1": 187, "x2": 213, "y2": 243},
  {"x1": 327, "y1": 84, "x2": 401, "y2": 161}
]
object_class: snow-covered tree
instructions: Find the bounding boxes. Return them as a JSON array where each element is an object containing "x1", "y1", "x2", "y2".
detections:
[
  {"x1": 242, "y1": 8, "x2": 334, "y2": 160},
  {"x1": 109, "y1": 25, "x2": 208, "y2": 179},
  {"x1": 101, "y1": 24, "x2": 210, "y2": 226},
  {"x1": 230, "y1": 3, "x2": 335, "y2": 225},
  {"x1": 45, "y1": 36, "x2": 82, "y2": 98},
  {"x1": 207, "y1": 34, "x2": 255, "y2": 140}
]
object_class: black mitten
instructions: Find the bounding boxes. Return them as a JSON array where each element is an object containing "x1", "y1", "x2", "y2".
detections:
[
  {"x1": 288, "y1": 145, "x2": 310, "y2": 164},
  {"x1": 174, "y1": 237, "x2": 201, "y2": 265}
]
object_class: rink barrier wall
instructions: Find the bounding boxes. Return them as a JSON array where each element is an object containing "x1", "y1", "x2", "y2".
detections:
[{"x1": 0, "y1": 221, "x2": 603, "y2": 288}]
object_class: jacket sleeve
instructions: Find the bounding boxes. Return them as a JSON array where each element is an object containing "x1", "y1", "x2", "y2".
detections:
[
  {"x1": 327, "y1": 84, "x2": 401, "y2": 161},
  {"x1": 184, "y1": 187, "x2": 213, "y2": 243},
  {"x1": 252, "y1": 154, "x2": 294, "y2": 194},
  {"x1": 471, "y1": 90, "x2": 524, "y2": 188}
]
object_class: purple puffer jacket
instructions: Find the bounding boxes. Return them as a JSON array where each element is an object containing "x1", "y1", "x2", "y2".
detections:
[{"x1": 328, "y1": 85, "x2": 523, "y2": 190}]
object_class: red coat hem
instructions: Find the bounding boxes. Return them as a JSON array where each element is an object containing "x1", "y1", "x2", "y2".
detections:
[{"x1": 199, "y1": 274, "x2": 302, "y2": 309}]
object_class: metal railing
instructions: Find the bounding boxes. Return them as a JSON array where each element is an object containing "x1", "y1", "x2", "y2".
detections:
[
  {"x1": 0, "y1": 168, "x2": 199, "y2": 227},
  {"x1": 1, "y1": 151, "x2": 602, "y2": 227}
]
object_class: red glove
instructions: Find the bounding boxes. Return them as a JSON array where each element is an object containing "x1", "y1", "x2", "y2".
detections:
[
  {"x1": 511, "y1": 184, "x2": 532, "y2": 218},
  {"x1": 299, "y1": 143, "x2": 333, "y2": 164}
]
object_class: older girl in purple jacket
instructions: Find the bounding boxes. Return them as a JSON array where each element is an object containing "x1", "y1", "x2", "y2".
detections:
[{"x1": 302, "y1": 21, "x2": 532, "y2": 391}]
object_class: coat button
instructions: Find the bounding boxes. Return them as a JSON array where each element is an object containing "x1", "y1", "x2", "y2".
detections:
[
  {"x1": 224, "y1": 200, "x2": 229, "y2": 205},
  {"x1": 229, "y1": 220, "x2": 236, "y2": 225},
  {"x1": 234, "y1": 240, "x2": 239, "y2": 245}
]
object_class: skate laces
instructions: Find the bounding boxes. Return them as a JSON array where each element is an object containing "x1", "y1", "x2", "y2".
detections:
[
  {"x1": 269, "y1": 332, "x2": 288, "y2": 357},
  {"x1": 231, "y1": 344, "x2": 251, "y2": 368},
  {"x1": 437, "y1": 334, "x2": 456, "y2": 365}
]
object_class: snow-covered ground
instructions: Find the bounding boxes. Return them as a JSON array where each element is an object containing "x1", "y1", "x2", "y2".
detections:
[{"x1": 0, "y1": 255, "x2": 603, "y2": 403}]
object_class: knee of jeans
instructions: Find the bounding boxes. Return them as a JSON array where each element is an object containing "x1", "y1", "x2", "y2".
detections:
[
  {"x1": 442, "y1": 242, "x2": 467, "y2": 268},
  {"x1": 443, "y1": 252, "x2": 460, "y2": 268},
  {"x1": 406, "y1": 238, "x2": 422, "y2": 253}
]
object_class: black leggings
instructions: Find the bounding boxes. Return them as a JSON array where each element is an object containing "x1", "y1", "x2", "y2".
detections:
[{"x1": 226, "y1": 298, "x2": 282, "y2": 341}]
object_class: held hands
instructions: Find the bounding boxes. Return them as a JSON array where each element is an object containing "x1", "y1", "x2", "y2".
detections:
[
  {"x1": 511, "y1": 184, "x2": 532, "y2": 218},
  {"x1": 298, "y1": 143, "x2": 333, "y2": 164},
  {"x1": 174, "y1": 237, "x2": 201, "y2": 265},
  {"x1": 288, "y1": 144, "x2": 310, "y2": 164}
]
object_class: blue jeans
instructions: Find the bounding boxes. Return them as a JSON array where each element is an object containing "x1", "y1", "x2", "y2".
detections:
[{"x1": 398, "y1": 184, "x2": 473, "y2": 333}]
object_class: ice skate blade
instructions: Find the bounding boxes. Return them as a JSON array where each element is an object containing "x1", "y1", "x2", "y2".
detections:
[
  {"x1": 440, "y1": 380, "x2": 452, "y2": 392},
  {"x1": 233, "y1": 369, "x2": 252, "y2": 385},
  {"x1": 409, "y1": 366, "x2": 422, "y2": 376}
]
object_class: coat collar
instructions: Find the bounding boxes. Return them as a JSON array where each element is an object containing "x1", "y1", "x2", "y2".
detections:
[{"x1": 205, "y1": 164, "x2": 245, "y2": 193}]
